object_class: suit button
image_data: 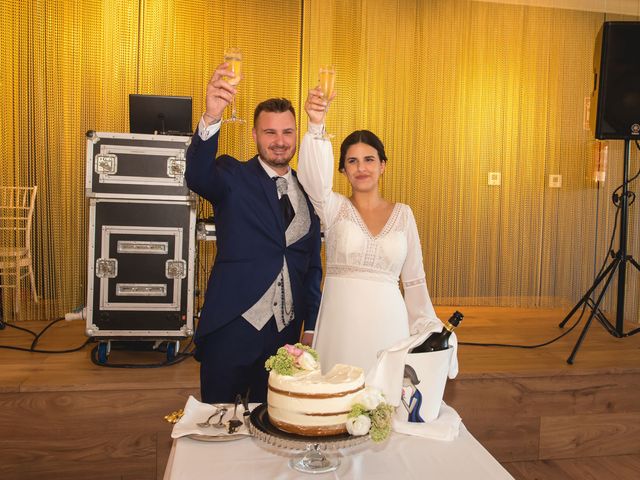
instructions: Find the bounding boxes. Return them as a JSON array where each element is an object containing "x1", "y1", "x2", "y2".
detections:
[{"x1": 273, "y1": 302, "x2": 278, "y2": 306}]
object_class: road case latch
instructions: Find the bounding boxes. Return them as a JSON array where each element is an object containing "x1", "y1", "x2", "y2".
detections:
[
  {"x1": 96, "y1": 258, "x2": 118, "y2": 278},
  {"x1": 95, "y1": 153, "x2": 118, "y2": 175},
  {"x1": 167, "y1": 156, "x2": 185, "y2": 180},
  {"x1": 165, "y1": 259, "x2": 187, "y2": 279}
]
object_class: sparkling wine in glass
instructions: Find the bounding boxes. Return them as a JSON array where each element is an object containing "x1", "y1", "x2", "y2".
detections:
[
  {"x1": 319, "y1": 65, "x2": 336, "y2": 102},
  {"x1": 223, "y1": 47, "x2": 244, "y2": 123},
  {"x1": 317, "y1": 65, "x2": 336, "y2": 139}
]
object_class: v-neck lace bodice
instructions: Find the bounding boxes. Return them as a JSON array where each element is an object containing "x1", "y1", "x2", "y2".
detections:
[
  {"x1": 347, "y1": 201, "x2": 400, "y2": 239},
  {"x1": 325, "y1": 197, "x2": 411, "y2": 283}
]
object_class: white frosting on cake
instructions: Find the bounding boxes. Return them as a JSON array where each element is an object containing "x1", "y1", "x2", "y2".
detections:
[
  {"x1": 267, "y1": 364, "x2": 365, "y2": 436},
  {"x1": 269, "y1": 363, "x2": 364, "y2": 394}
]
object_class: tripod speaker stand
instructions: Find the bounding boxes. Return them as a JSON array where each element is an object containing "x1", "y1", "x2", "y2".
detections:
[{"x1": 559, "y1": 139, "x2": 640, "y2": 364}]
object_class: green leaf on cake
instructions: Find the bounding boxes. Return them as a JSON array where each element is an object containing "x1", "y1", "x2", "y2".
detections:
[
  {"x1": 348, "y1": 403, "x2": 368, "y2": 418},
  {"x1": 265, "y1": 344, "x2": 320, "y2": 376},
  {"x1": 369, "y1": 403, "x2": 394, "y2": 443},
  {"x1": 264, "y1": 347, "x2": 298, "y2": 375},
  {"x1": 294, "y1": 342, "x2": 319, "y2": 361}
]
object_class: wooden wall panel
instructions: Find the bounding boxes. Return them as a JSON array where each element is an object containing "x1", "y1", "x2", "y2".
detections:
[
  {"x1": 462, "y1": 416, "x2": 541, "y2": 462},
  {"x1": 0, "y1": 388, "x2": 198, "y2": 480},
  {"x1": 503, "y1": 454, "x2": 640, "y2": 480},
  {"x1": 539, "y1": 413, "x2": 640, "y2": 459},
  {"x1": 446, "y1": 373, "x2": 640, "y2": 417},
  {"x1": 4, "y1": 436, "x2": 156, "y2": 480},
  {"x1": 445, "y1": 372, "x2": 640, "y2": 462}
]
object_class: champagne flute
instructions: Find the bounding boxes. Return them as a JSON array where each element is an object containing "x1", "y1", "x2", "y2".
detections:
[
  {"x1": 222, "y1": 47, "x2": 244, "y2": 124},
  {"x1": 317, "y1": 65, "x2": 336, "y2": 139}
]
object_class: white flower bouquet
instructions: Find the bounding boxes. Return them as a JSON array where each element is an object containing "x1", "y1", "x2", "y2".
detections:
[{"x1": 346, "y1": 387, "x2": 394, "y2": 442}]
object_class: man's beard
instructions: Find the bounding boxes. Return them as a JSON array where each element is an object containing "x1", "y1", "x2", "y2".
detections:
[{"x1": 257, "y1": 144, "x2": 295, "y2": 168}]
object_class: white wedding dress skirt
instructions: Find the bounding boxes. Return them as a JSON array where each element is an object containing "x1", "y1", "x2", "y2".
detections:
[{"x1": 313, "y1": 275, "x2": 410, "y2": 374}]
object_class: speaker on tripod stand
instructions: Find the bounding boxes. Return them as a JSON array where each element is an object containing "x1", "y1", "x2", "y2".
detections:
[{"x1": 560, "y1": 21, "x2": 640, "y2": 364}]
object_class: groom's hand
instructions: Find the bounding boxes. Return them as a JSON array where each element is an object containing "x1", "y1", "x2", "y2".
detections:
[{"x1": 204, "y1": 62, "x2": 238, "y2": 125}]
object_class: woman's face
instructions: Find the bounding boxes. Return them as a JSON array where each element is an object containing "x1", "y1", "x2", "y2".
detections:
[{"x1": 342, "y1": 142, "x2": 385, "y2": 193}]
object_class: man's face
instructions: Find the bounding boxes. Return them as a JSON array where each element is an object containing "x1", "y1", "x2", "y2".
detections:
[{"x1": 252, "y1": 111, "x2": 297, "y2": 171}]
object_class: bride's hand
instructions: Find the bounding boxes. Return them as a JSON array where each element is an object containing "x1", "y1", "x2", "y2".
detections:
[{"x1": 305, "y1": 86, "x2": 334, "y2": 125}]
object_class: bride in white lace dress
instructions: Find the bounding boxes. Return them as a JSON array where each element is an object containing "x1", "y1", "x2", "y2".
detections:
[{"x1": 298, "y1": 88, "x2": 442, "y2": 374}]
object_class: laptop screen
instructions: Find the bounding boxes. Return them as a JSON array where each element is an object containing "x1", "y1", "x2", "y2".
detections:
[{"x1": 129, "y1": 94, "x2": 193, "y2": 135}]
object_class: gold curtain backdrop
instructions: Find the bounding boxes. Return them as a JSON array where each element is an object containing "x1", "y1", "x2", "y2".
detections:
[
  {"x1": 304, "y1": 0, "x2": 639, "y2": 317},
  {"x1": 1, "y1": 0, "x2": 638, "y2": 324}
]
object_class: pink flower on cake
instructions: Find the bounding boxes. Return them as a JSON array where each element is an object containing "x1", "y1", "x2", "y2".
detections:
[
  {"x1": 265, "y1": 344, "x2": 320, "y2": 376},
  {"x1": 284, "y1": 344, "x2": 304, "y2": 357}
]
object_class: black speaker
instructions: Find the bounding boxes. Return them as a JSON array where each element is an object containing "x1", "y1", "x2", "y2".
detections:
[{"x1": 590, "y1": 21, "x2": 640, "y2": 140}]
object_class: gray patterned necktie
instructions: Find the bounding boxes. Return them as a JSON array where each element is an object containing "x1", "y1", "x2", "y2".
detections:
[{"x1": 274, "y1": 177, "x2": 295, "y2": 228}]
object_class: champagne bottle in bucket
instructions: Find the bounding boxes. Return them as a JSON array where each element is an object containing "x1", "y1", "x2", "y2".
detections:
[
  {"x1": 410, "y1": 311, "x2": 463, "y2": 353},
  {"x1": 400, "y1": 311, "x2": 463, "y2": 423}
]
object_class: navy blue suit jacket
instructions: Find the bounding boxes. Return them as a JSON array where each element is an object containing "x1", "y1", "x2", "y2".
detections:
[{"x1": 185, "y1": 131, "x2": 322, "y2": 344}]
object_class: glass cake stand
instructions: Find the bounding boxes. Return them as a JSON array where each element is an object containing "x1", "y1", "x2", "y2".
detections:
[{"x1": 248, "y1": 404, "x2": 369, "y2": 474}]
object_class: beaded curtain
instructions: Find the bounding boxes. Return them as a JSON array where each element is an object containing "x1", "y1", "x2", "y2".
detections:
[
  {"x1": 0, "y1": 0, "x2": 302, "y2": 319},
  {"x1": 1, "y1": 0, "x2": 638, "y2": 324},
  {"x1": 300, "y1": 0, "x2": 639, "y2": 322}
]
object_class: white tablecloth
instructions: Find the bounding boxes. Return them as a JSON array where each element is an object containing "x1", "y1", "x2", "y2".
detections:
[{"x1": 163, "y1": 423, "x2": 514, "y2": 480}]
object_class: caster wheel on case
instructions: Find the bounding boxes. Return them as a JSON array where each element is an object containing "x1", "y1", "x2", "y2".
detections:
[
  {"x1": 166, "y1": 341, "x2": 178, "y2": 362},
  {"x1": 97, "y1": 342, "x2": 109, "y2": 364}
]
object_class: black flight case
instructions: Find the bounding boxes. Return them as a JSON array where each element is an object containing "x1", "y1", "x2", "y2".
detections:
[{"x1": 85, "y1": 131, "x2": 195, "y2": 363}]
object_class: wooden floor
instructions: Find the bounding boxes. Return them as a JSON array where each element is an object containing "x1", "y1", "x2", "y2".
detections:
[{"x1": 1, "y1": 306, "x2": 639, "y2": 479}]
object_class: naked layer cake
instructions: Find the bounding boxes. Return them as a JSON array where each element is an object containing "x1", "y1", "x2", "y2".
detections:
[{"x1": 267, "y1": 363, "x2": 365, "y2": 436}]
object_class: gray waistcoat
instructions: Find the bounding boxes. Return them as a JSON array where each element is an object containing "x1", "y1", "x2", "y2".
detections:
[{"x1": 242, "y1": 176, "x2": 311, "y2": 331}]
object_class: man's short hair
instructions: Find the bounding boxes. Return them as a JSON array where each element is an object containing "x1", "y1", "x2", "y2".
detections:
[{"x1": 253, "y1": 98, "x2": 296, "y2": 125}]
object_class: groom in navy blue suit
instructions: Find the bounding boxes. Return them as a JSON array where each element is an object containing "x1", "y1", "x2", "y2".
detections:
[{"x1": 186, "y1": 62, "x2": 322, "y2": 403}]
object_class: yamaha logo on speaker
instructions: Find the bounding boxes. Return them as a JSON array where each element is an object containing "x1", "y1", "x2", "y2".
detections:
[{"x1": 632, "y1": 124, "x2": 640, "y2": 136}]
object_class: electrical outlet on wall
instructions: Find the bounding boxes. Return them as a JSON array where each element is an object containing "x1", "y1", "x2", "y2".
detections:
[
  {"x1": 549, "y1": 174, "x2": 562, "y2": 188},
  {"x1": 488, "y1": 172, "x2": 501, "y2": 186}
]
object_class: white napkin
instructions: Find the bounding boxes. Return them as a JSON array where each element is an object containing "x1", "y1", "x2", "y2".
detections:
[
  {"x1": 393, "y1": 402, "x2": 461, "y2": 441},
  {"x1": 171, "y1": 395, "x2": 250, "y2": 439},
  {"x1": 365, "y1": 319, "x2": 459, "y2": 407}
]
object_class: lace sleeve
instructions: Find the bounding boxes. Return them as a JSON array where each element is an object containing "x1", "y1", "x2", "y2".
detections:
[
  {"x1": 297, "y1": 129, "x2": 343, "y2": 228},
  {"x1": 400, "y1": 206, "x2": 440, "y2": 333}
]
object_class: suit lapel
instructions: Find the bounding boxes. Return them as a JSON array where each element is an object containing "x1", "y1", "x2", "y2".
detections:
[{"x1": 248, "y1": 157, "x2": 285, "y2": 231}]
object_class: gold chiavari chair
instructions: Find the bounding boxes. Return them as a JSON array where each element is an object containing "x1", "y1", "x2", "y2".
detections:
[{"x1": 0, "y1": 186, "x2": 38, "y2": 316}]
